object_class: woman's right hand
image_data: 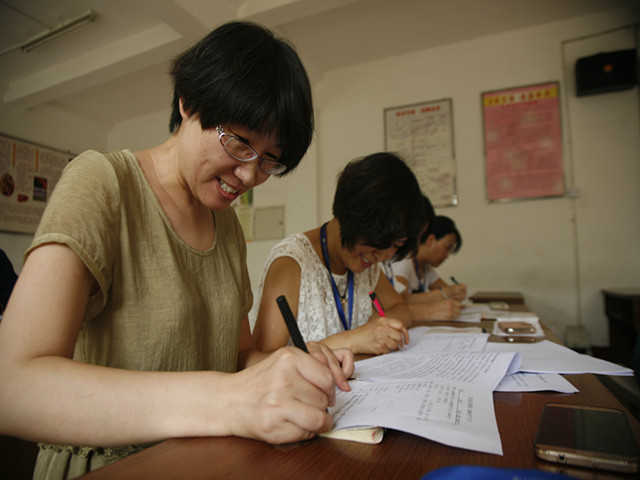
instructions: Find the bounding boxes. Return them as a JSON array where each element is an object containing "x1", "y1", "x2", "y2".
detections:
[
  {"x1": 423, "y1": 299, "x2": 463, "y2": 320},
  {"x1": 443, "y1": 284, "x2": 468, "y2": 301},
  {"x1": 350, "y1": 316, "x2": 409, "y2": 355},
  {"x1": 226, "y1": 346, "x2": 337, "y2": 445}
]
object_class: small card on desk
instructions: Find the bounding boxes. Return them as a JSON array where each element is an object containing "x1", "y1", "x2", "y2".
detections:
[{"x1": 319, "y1": 426, "x2": 384, "y2": 444}]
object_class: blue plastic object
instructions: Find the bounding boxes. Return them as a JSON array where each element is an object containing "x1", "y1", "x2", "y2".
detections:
[{"x1": 420, "y1": 466, "x2": 575, "y2": 480}]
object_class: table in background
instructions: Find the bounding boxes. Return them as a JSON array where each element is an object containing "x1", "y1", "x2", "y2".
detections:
[
  {"x1": 79, "y1": 318, "x2": 640, "y2": 480},
  {"x1": 602, "y1": 288, "x2": 640, "y2": 368},
  {"x1": 469, "y1": 291, "x2": 525, "y2": 305}
]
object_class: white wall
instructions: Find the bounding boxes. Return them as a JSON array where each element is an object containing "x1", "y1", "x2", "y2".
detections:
[
  {"x1": 562, "y1": 26, "x2": 640, "y2": 346},
  {"x1": 1, "y1": 9, "x2": 638, "y2": 349},
  {"x1": 312, "y1": 10, "x2": 639, "y2": 345}
]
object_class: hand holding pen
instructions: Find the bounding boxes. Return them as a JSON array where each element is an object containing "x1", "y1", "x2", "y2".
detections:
[
  {"x1": 365, "y1": 291, "x2": 410, "y2": 353},
  {"x1": 276, "y1": 295, "x2": 353, "y2": 390},
  {"x1": 446, "y1": 276, "x2": 468, "y2": 301}
]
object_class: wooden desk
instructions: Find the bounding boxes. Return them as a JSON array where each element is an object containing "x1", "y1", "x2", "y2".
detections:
[{"x1": 80, "y1": 319, "x2": 640, "y2": 480}]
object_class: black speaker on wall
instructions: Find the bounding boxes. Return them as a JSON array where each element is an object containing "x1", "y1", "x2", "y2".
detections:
[{"x1": 575, "y1": 49, "x2": 638, "y2": 97}]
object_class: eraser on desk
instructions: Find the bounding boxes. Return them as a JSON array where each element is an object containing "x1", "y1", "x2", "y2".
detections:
[{"x1": 420, "y1": 466, "x2": 571, "y2": 480}]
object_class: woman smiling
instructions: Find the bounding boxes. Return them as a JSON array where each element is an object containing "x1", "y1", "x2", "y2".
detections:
[{"x1": 251, "y1": 152, "x2": 428, "y2": 355}]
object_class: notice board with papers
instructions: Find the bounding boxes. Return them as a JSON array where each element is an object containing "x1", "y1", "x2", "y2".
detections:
[{"x1": 384, "y1": 98, "x2": 457, "y2": 208}]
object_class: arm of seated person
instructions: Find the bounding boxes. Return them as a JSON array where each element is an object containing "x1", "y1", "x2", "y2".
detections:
[
  {"x1": 321, "y1": 273, "x2": 411, "y2": 355},
  {"x1": 251, "y1": 257, "x2": 354, "y2": 384},
  {"x1": 0, "y1": 245, "x2": 343, "y2": 448},
  {"x1": 428, "y1": 277, "x2": 468, "y2": 301},
  {"x1": 407, "y1": 298, "x2": 463, "y2": 321},
  {"x1": 396, "y1": 274, "x2": 448, "y2": 304},
  {"x1": 252, "y1": 256, "x2": 304, "y2": 353}
]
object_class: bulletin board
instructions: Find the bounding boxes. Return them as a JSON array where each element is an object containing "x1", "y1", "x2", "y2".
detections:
[
  {"x1": 0, "y1": 133, "x2": 74, "y2": 234},
  {"x1": 482, "y1": 82, "x2": 565, "y2": 202},
  {"x1": 384, "y1": 98, "x2": 457, "y2": 207}
]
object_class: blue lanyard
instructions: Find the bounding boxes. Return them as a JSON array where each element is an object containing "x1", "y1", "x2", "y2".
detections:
[
  {"x1": 413, "y1": 257, "x2": 426, "y2": 293},
  {"x1": 381, "y1": 260, "x2": 394, "y2": 286},
  {"x1": 320, "y1": 222, "x2": 354, "y2": 331}
]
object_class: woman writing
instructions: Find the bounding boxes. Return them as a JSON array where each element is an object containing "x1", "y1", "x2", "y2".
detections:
[
  {"x1": 0, "y1": 21, "x2": 352, "y2": 479},
  {"x1": 393, "y1": 215, "x2": 467, "y2": 320},
  {"x1": 251, "y1": 153, "x2": 428, "y2": 355}
]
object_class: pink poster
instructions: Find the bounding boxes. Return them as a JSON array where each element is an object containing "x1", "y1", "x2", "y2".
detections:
[{"x1": 482, "y1": 82, "x2": 564, "y2": 202}]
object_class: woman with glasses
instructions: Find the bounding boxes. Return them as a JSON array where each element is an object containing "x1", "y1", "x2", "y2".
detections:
[
  {"x1": 251, "y1": 152, "x2": 428, "y2": 356},
  {"x1": 392, "y1": 215, "x2": 467, "y2": 321},
  {"x1": 0, "y1": 21, "x2": 353, "y2": 479}
]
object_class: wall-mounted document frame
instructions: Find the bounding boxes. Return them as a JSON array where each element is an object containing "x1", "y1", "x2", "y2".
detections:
[
  {"x1": 481, "y1": 81, "x2": 565, "y2": 203},
  {"x1": 0, "y1": 133, "x2": 74, "y2": 234},
  {"x1": 384, "y1": 98, "x2": 457, "y2": 208}
]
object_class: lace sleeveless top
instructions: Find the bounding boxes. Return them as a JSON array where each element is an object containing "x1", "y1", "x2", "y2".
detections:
[{"x1": 250, "y1": 233, "x2": 381, "y2": 343}]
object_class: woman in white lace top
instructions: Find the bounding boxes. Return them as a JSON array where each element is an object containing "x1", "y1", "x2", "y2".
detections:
[{"x1": 251, "y1": 152, "x2": 428, "y2": 355}]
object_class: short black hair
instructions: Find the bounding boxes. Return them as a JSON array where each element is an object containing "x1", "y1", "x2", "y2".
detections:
[
  {"x1": 424, "y1": 215, "x2": 462, "y2": 253},
  {"x1": 169, "y1": 21, "x2": 313, "y2": 175},
  {"x1": 332, "y1": 152, "x2": 428, "y2": 261}
]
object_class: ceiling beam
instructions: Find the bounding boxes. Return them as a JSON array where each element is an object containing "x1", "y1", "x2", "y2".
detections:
[{"x1": 4, "y1": 23, "x2": 182, "y2": 109}]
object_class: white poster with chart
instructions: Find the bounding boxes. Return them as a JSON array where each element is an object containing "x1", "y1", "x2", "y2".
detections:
[{"x1": 384, "y1": 99, "x2": 457, "y2": 207}]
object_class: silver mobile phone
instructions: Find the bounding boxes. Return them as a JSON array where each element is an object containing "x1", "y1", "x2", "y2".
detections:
[{"x1": 534, "y1": 403, "x2": 640, "y2": 474}]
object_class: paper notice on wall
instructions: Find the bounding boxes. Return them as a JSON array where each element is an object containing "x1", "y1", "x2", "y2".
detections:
[
  {"x1": 0, "y1": 134, "x2": 73, "y2": 234},
  {"x1": 482, "y1": 82, "x2": 565, "y2": 202},
  {"x1": 385, "y1": 99, "x2": 457, "y2": 207}
]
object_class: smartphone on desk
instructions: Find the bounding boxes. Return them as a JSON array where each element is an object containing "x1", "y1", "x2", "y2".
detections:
[
  {"x1": 497, "y1": 320, "x2": 536, "y2": 334},
  {"x1": 534, "y1": 403, "x2": 640, "y2": 474}
]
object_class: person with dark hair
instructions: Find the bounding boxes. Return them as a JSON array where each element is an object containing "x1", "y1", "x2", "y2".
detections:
[
  {"x1": 392, "y1": 215, "x2": 467, "y2": 321},
  {"x1": 0, "y1": 249, "x2": 18, "y2": 315},
  {"x1": 168, "y1": 21, "x2": 313, "y2": 173},
  {"x1": 0, "y1": 21, "x2": 353, "y2": 480},
  {"x1": 380, "y1": 195, "x2": 435, "y2": 292},
  {"x1": 251, "y1": 152, "x2": 428, "y2": 355}
]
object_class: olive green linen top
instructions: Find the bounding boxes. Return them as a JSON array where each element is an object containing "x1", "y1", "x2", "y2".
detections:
[{"x1": 26, "y1": 150, "x2": 252, "y2": 479}]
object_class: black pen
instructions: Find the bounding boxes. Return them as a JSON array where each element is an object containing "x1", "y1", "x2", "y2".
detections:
[
  {"x1": 277, "y1": 296, "x2": 331, "y2": 413},
  {"x1": 450, "y1": 276, "x2": 459, "y2": 285},
  {"x1": 276, "y1": 295, "x2": 308, "y2": 353}
]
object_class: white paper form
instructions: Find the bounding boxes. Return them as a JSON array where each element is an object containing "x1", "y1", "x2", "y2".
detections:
[
  {"x1": 401, "y1": 327, "x2": 489, "y2": 353},
  {"x1": 354, "y1": 351, "x2": 520, "y2": 391},
  {"x1": 448, "y1": 300, "x2": 488, "y2": 322},
  {"x1": 484, "y1": 339, "x2": 633, "y2": 375},
  {"x1": 455, "y1": 309, "x2": 482, "y2": 322},
  {"x1": 331, "y1": 379, "x2": 503, "y2": 455},
  {"x1": 398, "y1": 334, "x2": 577, "y2": 393},
  {"x1": 496, "y1": 372, "x2": 578, "y2": 393},
  {"x1": 328, "y1": 350, "x2": 520, "y2": 454}
]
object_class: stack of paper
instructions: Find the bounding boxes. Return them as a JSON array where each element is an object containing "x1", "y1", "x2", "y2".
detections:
[{"x1": 325, "y1": 330, "x2": 633, "y2": 454}]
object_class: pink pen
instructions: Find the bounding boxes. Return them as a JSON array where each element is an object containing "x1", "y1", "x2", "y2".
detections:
[{"x1": 368, "y1": 291, "x2": 386, "y2": 317}]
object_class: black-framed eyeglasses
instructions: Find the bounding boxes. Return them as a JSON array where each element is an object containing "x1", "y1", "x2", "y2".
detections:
[{"x1": 216, "y1": 125, "x2": 287, "y2": 176}]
